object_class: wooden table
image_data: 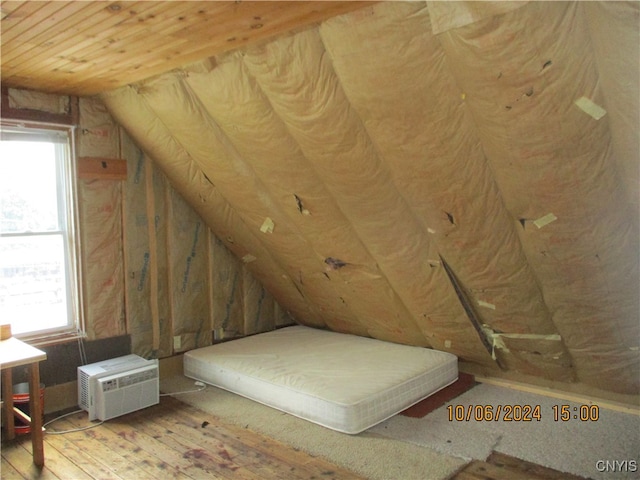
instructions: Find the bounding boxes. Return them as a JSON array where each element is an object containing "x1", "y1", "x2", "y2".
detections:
[{"x1": 0, "y1": 337, "x2": 47, "y2": 467}]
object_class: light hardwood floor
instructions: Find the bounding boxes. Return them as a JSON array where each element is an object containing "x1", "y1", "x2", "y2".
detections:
[
  {"x1": 2, "y1": 396, "x2": 588, "y2": 480},
  {"x1": 1, "y1": 396, "x2": 363, "y2": 479},
  {"x1": 451, "y1": 452, "x2": 589, "y2": 480}
]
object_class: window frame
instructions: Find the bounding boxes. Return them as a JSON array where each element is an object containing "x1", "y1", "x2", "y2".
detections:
[{"x1": 0, "y1": 120, "x2": 85, "y2": 346}]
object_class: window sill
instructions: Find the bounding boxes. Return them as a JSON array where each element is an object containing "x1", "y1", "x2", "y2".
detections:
[{"x1": 15, "y1": 331, "x2": 86, "y2": 348}]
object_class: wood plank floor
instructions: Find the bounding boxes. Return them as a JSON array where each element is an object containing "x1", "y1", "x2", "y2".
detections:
[
  {"x1": 2, "y1": 396, "x2": 364, "y2": 479},
  {"x1": 451, "y1": 451, "x2": 590, "y2": 480},
  {"x1": 2, "y1": 396, "x2": 590, "y2": 480}
]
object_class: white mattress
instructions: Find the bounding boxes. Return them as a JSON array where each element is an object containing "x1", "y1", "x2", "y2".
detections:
[{"x1": 183, "y1": 326, "x2": 458, "y2": 434}]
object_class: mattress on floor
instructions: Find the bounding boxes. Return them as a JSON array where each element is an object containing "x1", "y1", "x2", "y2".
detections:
[{"x1": 183, "y1": 325, "x2": 458, "y2": 434}]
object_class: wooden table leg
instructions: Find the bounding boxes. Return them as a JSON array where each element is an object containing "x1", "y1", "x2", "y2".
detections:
[
  {"x1": 28, "y1": 363, "x2": 44, "y2": 467},
  {"x1": 2, "y1": 368, "x2": 15, "y2": 441}
]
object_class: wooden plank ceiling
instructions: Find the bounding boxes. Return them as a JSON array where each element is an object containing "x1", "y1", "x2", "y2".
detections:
[{"x1": 0, "y1": 1, "x2": 373, "y2": 96}]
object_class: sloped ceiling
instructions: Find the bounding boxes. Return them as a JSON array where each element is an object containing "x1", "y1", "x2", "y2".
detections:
[
  {"x1": 7, "y1": 1, "x2": 639, "y2": 395},
  {"x1": 100, "y1": 1, "x2": 639, "y2": 395}
]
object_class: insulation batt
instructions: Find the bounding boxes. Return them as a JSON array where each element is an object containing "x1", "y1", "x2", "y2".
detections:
[
  {"x1": 102, "y1": 86, "x2": 320, "y2": 328},
  {"x1": 319, "y1": 2, "x2": 573, "y2": 381},
  {"x1": 78, "y1": 97, "x2": 125, "y2": 340},
  {"x1": 186, "y1": 57, "x2": 416, "y2": 341},
  {"x1": 102, "y1": 1, "x2": 639, "y2": 394}
]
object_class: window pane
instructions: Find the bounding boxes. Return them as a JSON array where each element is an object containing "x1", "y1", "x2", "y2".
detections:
[
  {"x1": 0, "y1": 141, "x2": 60, "y2": 233},
  {"x1": 0, "y1": 127, "x2": 78, "y2": 340},
  {"x1": 0, "y1": 235, "x2": 69, "y2": 335}
]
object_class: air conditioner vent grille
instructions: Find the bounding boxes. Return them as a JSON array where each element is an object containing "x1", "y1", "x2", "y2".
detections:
[{"x1": 79, "y1": 370, "x2": 89, "y2": 410}]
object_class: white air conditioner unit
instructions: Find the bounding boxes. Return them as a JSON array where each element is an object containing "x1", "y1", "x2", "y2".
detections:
[{"x1": 78, "y1": 354, "x2": 159, "y2": 421}]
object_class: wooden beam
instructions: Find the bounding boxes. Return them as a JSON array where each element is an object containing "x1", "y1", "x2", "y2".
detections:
[{"x1": 77, "y1": 156, "x2": 127, "y2": 180}]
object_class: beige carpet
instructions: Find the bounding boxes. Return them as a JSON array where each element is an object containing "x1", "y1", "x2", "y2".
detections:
[
  {"x1": 160, "y1": 375, "x2": 466, "y2": 480},
  {"x1": 162, "y1": 375, "x2": 640, "y2": 480},
  {"x1": 370, "y1": 382, "x2": 639, "y2": 480}
]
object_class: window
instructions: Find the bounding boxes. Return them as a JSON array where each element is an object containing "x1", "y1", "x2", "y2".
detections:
[{"x1": 0, "y1": 123, "x2": 82, "y2": 343}]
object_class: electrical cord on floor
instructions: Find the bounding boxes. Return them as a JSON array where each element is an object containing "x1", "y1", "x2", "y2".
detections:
[
  {"x1": 159, "y1": 381, "x2": 207, "y2": 397},
  {"x1": 41, "y1": 382, "x2": 206, "y2": 435},
  {"x1": 43, "y1": 409, "x2": 104, "y2": 435}
]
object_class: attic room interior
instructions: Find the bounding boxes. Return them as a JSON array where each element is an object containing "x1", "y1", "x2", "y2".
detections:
[{"x1": 0, "y1": 1, "x2": 638, "y2": 479}]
